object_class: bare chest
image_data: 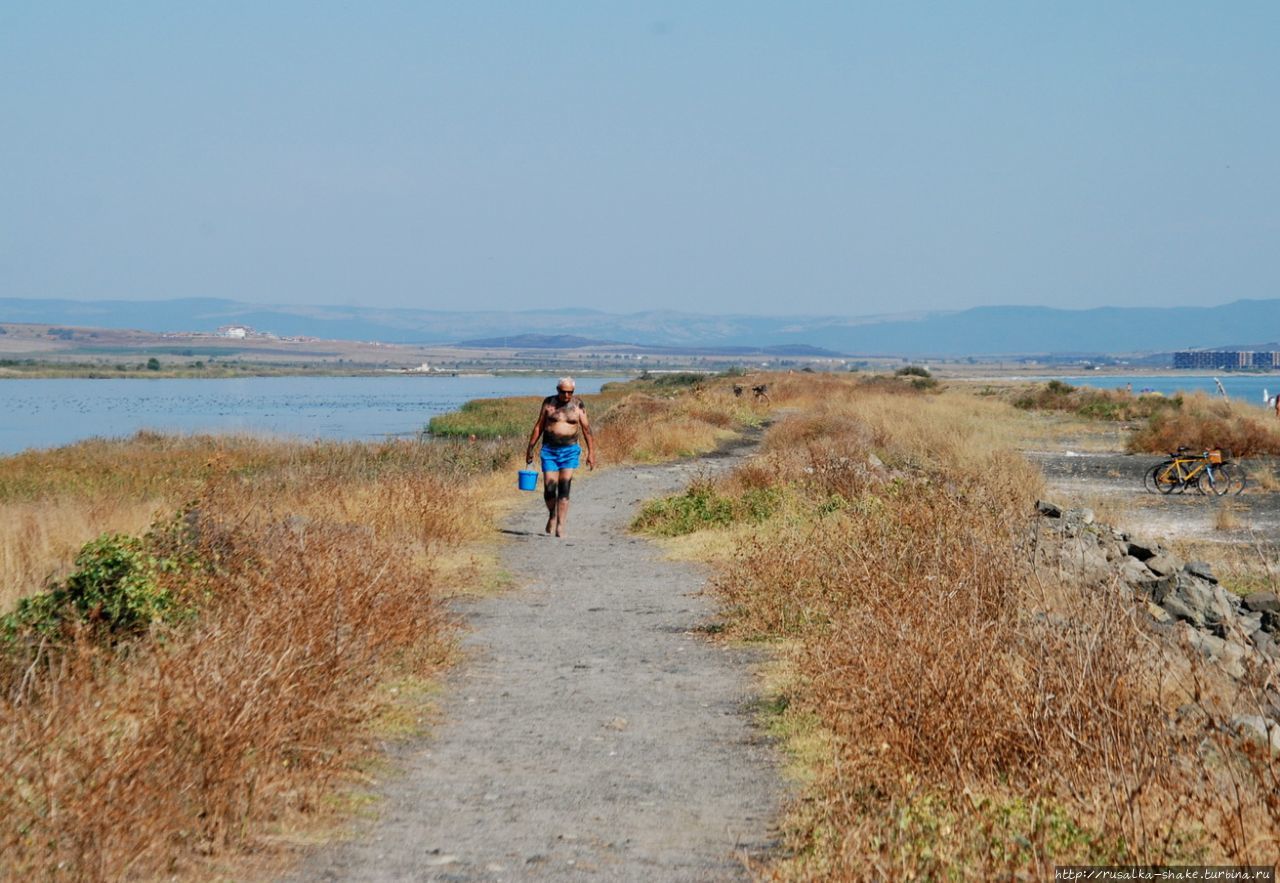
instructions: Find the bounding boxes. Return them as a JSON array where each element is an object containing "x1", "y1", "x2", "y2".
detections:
[{"x1": 545, "y1": 401, "x2": 580, "y2": 425}]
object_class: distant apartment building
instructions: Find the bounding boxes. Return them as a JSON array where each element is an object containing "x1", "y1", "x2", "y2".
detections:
[
  {"x1": 217, "y1": 325, "x2": 251, "y2": 339},
  {"x1": 1173, "y1": 350, "x2": 1280, "y2": 369}
]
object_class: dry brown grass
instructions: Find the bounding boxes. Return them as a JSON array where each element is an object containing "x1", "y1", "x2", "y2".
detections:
[
  {"x1": 0, "y1": 497, "x2": 163, "y2": 613},
  {"x1": 0, "y1": 434, "x2": 515, "y2": 879},
  {"x1": 0, "y1": 374, "x2": 763, "y2": 880},
  {"x1": 591, "y1": 382, "x2": 760, "y2": 464},
  {"x1": 678, "y1": 380, "x2": 1280, "y2": 877},
  {"x1": 1128, "y1": 392, "x2": 1280, "y2": 458}
]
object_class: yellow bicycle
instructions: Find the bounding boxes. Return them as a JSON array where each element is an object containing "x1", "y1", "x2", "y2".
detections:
[{"x1": 1147, "y1": 448, "x2": 1246, "y2": 496}]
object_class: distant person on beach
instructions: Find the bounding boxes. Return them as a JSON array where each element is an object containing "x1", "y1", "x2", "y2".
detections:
[{"x1": 526, "y1": 377, "x2": 596, "y2": 538}]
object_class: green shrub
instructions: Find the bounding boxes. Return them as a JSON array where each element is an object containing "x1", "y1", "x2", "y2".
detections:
[
  {"x1": 633, "y1": 485, "x2": 735, "y2": 536},
  {"x1": 2, "y1": 533, "x2": 178, "y2": 644},
  {"x1": 895, "y1": 365, "x2": 932, "y2": 379},
  {"x1": 632, "y1": 482, "x2": 783, "y2": 537},
  {"x1": 427, "y1": 396, "x2": 539, "y2": 439},
  {"x1": 1012, "y1": 382, "x2": 1179, "y2": 422}
]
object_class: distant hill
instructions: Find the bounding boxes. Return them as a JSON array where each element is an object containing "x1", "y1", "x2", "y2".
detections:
[
  {"x1": 4, "y1": 296, "x2": 1280, "y2": 357},
  {"x1": 455, "y1": 334, "x2": 845, "y2": 357},
  {"x1": 457, "y1": 334, "x2": 622, "y2": 349}
]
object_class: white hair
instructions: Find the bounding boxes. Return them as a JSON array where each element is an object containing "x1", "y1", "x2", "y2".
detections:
[{"x1": 557, "y1": 376, "x2": 576, "y2": 390}]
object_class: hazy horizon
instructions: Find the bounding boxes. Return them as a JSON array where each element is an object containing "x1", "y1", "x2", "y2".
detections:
[{"x1": 3, "y1": 4, "x2": 1277, "y2": 316}]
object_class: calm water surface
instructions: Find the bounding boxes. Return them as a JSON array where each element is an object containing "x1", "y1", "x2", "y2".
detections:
[
  {"x1": 1012, "y1": 374, "x2": 1279, "y2": 403},
  {"x1": 0, "y1": 375, "x2": 617, "y2": 455}
]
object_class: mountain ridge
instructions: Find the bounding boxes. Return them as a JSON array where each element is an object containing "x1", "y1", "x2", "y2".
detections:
[{"x1": 3, "y1": 296, "x2": 1279, "y2": 357}]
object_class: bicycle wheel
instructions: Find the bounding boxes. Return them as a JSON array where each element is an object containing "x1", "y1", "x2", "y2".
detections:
[
  {"x1": 1155, "y1": 462, "x2": 1182, "y2": 494},
  {"x1": 1143, "y1": 461, "x2": 1172, "y2": 494},
  {"x1": 1198, "y1": 465, "x2": 1230, "y2": 496},
  {"x1": 1219, "y1": 462, "x2": 1247, "y2": 495}
]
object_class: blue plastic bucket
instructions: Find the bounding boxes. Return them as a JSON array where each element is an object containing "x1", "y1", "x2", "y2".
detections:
[{"x1": 517, "y1": 469, "x2": 539, "y2": 491}]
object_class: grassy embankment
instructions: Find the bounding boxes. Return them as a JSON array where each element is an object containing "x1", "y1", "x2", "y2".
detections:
[
  {"x1": 0, "y1": 372, "x2": 761, "y2": 879},
  {"x1": 634, "y1": 373, "x2": 1280, "y2": 878}
]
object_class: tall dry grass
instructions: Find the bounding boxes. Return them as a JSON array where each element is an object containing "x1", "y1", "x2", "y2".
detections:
[
  {"x1": 0, "y1": 434, "x2": 514, "y2": 879},
  {"x1": 681, "y1": 382, "x2": 1280, "y2": 877},
  {"x1": 1127, "y1": 392, "x2": 1280, "y2": 457},
  {"x1": 0, "y1": 373, "x2": 766, "y2": 879},
  {"x1": 1, "y1": 497, "x2": 162, "y2": 613}
]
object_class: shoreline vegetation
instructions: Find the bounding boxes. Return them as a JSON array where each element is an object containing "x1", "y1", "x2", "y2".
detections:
[
  {"x1": 632, "y1": 374, "x2": 1280, "y2": 876},
  {"x1": 0, "y1": 371, "x2": 761, "y2": 879},
  {"x1": 3, "y1": 371, "x2": 1278, "y2": 878}
]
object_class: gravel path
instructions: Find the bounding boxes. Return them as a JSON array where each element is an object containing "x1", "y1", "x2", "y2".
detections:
[{"x1": 296, "y1": 446, "x2": 781, "y2": 881}]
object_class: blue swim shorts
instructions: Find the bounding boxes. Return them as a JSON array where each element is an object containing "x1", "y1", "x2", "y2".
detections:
[{"x1": 540, "y1": 443, "x2": 581, "y2": 472}]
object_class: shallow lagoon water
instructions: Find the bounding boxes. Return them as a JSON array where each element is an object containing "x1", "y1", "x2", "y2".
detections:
[
  {"x1": 0, "y1": 375, "x2": 616, "y2": 455},
  {"x1": 1012, "y1": 374, "x2": 1278, "y2": 403}
]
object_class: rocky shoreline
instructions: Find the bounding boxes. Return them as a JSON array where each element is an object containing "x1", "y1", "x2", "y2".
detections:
[{"x1": 1035, "y1": 500, "x2": 1280, "y2": 751}]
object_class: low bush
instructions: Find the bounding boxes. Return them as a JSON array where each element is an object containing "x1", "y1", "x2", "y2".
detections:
[
  {"x1": 1012, "y1": 382, "x2": 1180, "y2": 422},
  {"x1": 632, "y1": 479, "x2": 783, "y2": 536},
  {"x1": 427, "y1": 395, "x2": 539, "y2": 439},
  {"x1": 2, "y1": 531, "x2": 185, "y2": 646},
  {"x1": 1127, "y1": 392, "x2": 1280, "y2": 457}
]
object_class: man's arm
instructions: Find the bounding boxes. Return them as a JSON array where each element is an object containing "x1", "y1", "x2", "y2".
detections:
[
  {"x1": 579, "y1": 404, "x2": 596, "y2": 470},
  {"x1": 526, "y1": 406, "x2": 546, "y2": 465}
]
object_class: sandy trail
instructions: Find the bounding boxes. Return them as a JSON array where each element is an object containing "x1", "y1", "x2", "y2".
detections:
[{"x1": 297, "y1": 447, "x2": 780, "y2": 881}]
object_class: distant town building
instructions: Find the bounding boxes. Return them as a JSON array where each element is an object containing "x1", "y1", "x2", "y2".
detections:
[
  {"x1": 1173, "y1": 350, "x2": 1280, "y2": 370},
  {"x1": 218, "y1": 325, "x2": 250, "y2": 339}
]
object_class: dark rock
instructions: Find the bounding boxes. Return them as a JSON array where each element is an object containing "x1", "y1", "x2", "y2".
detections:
[
  {"x1": 1250, "y1": 629, "x2": 1280, "y2": 659},
  {"x1": 1146, "y1": 552, "x2": 1184, "y2": 578},
  {"x1": 1243, "y1": 592, "x2": 1280, "y2": 614},
  {"x1": 1036, "y1": 500, "x2": 1062, "y2": 518},
  {"x1": 1183, "y1": 628, "x2": 1247, "y2": 678},
  {"x1": 1160, "y1": 574, "x2": 1234, "y2": 632},
  {"x1": 1118, "y1": 557, "x2": 1152, "y2": 585},
  {"x1": 1240, "y1": 611, "x2": 1264, "y2": 636},
  {"x1": 1184, "y1": 561, "x2": 1217, "y2": 583},
  {"x1": 1161, "y1": 593, "x2": 1204, "y2": 628},
  {"x1": 1138, "y1": 574, "x2": 1176, "y2": 604},
  {"x1": 1126, "y1": 539, "x2": 1160, "y2": 562}
]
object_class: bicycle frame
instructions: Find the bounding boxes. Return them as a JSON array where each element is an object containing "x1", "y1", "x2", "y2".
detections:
[{"x1": 1155, "y1": 453, "x2": 1213, "y2": 493}]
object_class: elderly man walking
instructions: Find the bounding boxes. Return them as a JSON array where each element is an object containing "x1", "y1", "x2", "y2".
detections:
[{"x1": 525, "y1": 377, "x2": 597, "y2": 538}]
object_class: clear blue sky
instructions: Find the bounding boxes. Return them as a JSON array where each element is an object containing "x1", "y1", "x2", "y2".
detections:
[{"x1": 2, "y1": 2, "x2": 1277, "y2": 316}]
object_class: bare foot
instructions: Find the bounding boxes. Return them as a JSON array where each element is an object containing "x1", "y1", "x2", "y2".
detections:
[
  {"x1": 554, "y1": 523, "x2": 566, "y2": 538},
  {"x1": 545, "y1": 517, "x2": 557, "y2": 535}
]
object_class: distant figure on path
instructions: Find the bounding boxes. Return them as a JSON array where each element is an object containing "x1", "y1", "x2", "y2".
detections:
[{"x1": 526, "y1": 377, "x2": 596, "y2": 538}]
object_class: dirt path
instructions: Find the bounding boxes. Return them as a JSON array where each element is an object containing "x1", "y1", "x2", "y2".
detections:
[{"x1": 296, "y1": 447, "x2": 781, "y2": 881}]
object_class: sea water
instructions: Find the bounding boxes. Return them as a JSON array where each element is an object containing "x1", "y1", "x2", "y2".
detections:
[
  {"x1": 1014, "y1": 374, "x2": 1278, "y2": 403},
  {"x1": 0, "y1": 375, "x2": 617, "y2": 455}
]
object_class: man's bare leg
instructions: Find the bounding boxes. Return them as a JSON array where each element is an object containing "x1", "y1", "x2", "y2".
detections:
[
  {"x1": 554, "y1": 468, "x2": 574, "y2": 538},
  {"x1": 542, "y1": 469, "x2": 559, "y2": 534}
]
